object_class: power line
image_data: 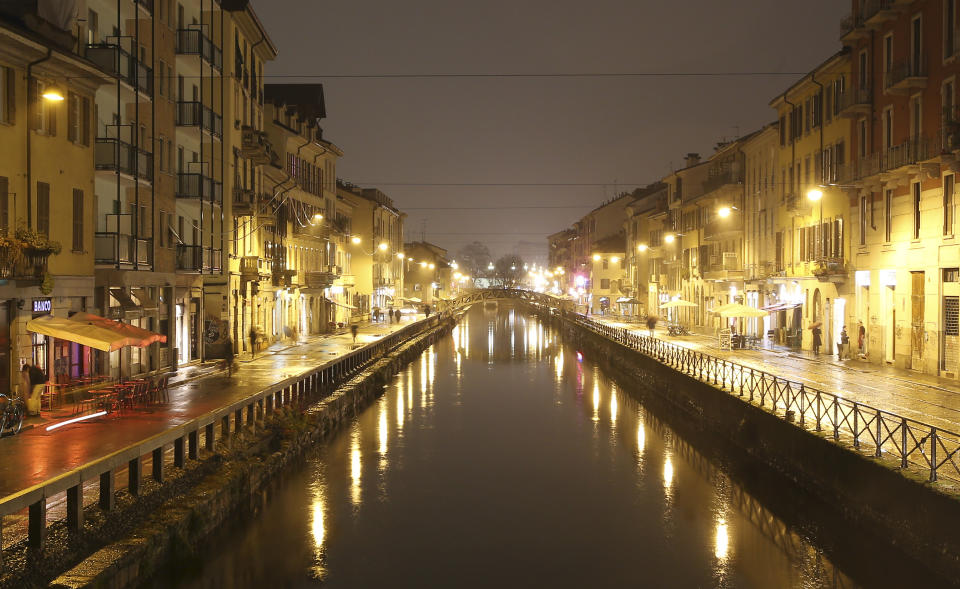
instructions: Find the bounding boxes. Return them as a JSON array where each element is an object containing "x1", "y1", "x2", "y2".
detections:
[{"x1": 400, "y1": 205, "x2": 594, "y2": 210}]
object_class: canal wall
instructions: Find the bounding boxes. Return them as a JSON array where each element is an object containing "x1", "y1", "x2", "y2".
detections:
[
  {"x1": 32, "y1": 316, "x2": 457, "y2": 589},
  {"x1": 552, "y1": 311, "x2": 960, "y2": 580}
]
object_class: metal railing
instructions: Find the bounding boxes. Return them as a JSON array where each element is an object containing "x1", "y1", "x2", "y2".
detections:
[
  {"x1": 562, "y1": 311, "x2": 960, "y2": 486},
  {"x1": 175, "y1": 101, "x2": 223, "y2": 138},
  {"x1": 85, "y1": 43, "x2": 153, "y2": 97},
  {"x1": 0, "y1": 313, "x2": 448, "y2": 561},
  {"x1": 94, "y1": 138, "x2": 154, "y2": 182},
  {"x1": 176, "y1": 29, "x2": 223, "y2": 71}
]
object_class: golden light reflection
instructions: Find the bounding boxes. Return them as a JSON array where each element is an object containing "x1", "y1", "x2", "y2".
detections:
[
  {"x1": 715, "y1": 518, "x2": 729, "y2": 560},
  {"x1": 637, "y1": 423, "x2": 645, "y2": 452},
  {"x1": 663, "y1": 455, "x2": 674, "y2": 490},
  {"x1": 310, "y1": 489, "x2": 327, "y2": 577},
  {"x1": 487, "y1": 323, "x2": 494, "y2": 362},
  {"x1": 350, "y1": 430, "x2": 362, "y2": 505},
  {"x1": 428, "y1": 346, "x2": 436, "y2": 395},
  {"x1": 555, "y1": 350, "x2": 564, "y2": 380},
  {"x1": 378, "y1": 402, "x2": 388, "y2": 455},
  {"x1": 420, "y1": 355, "x2": 428, "y2": 397},
  {"x1": 609, "y1": 385, "x2": 618, "y2": 425},
  {"x1": 396, "y1": 378, "x2": 405, "y2": 431},
  {"x1": 592, "y1": 380, "x2": 600, "y2": 422}
]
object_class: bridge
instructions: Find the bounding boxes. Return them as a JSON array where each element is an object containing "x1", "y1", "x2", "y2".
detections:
[{"x1": 438, "y1": 288, "x2": 573, "y2": 312}]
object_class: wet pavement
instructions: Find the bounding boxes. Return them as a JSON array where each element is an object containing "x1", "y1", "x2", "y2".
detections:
[
  {"x1": 595, "y1": 317, "x2": 960, "y2": 434},
  {"x1": 0, "y1": 316, "x2": 419, "y2": 499}
]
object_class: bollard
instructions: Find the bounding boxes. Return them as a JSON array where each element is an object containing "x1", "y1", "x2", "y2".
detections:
[
  {"x1": 99, "y1": 470, "x2": 115, "y2": 510},
  {"x1": 189, "y1": 429, "x2": 199, "y2": 459},
  {"x1": 174, "y1": 436, "x2": 186, "y2": 468},
  {"x1": 128, "y1": 456, "x2": 142, "y2": 496},
  {"x1": 221, "y1": 415, "x2": 230, "y2": 438},
  {"x1": 67, "y1": 484, "x2": 83, "y2": 531},
  {"x1": 28, "y1": 498, "x2": 45, "y2": 549},
  {"x1": 205, "y1": 423, "x2": 215, "y2": 451},
  {"x1": 153, "y1": 446, "x2": 165, "y2": 483}
]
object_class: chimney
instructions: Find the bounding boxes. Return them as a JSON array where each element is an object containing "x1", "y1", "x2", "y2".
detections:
[{"x1": 685, "y1": 153, "x2": 700, "y2": 167}]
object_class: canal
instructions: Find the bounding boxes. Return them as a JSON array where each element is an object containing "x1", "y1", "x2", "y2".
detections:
[{"x1": 150, "y1": 304, "x2": 937, "y2": 588}]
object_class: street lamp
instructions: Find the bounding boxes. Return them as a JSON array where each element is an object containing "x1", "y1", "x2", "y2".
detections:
[
  {"x1": 378, "y1": 242, "x2": 388, "y2": 251},
  {"x1": 41, "y1": 85, "x2": 65, "y2": 101},
  {"x1": 351, "y1": 236, "x2": 361, "y2": 245},
  {"x1": 664, "y1": 233, "x2": 676, "y2": 244},
  {"x1": 637, "y1": 243, "x2": 648, "y2": 252},
  {"x1": 717, "y1": 206, "x2": 731, "y2": 218}
]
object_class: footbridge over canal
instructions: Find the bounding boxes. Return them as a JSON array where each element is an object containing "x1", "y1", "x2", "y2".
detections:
[{"x1": 437, "y1": 288, "x2": 573, "y2": 312}]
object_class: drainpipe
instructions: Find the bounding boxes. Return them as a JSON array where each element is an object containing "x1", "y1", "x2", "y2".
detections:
[
  {"x1": 784, "y1": 95, "x2": 797, "y2": 272},
  {"x1": 25, "y1": 48, "x2": 53, "y2": 229},
  {"x1": 811, "y1": 73, "x2": 826, "y2": 260}
]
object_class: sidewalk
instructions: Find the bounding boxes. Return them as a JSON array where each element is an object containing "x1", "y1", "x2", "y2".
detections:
[
  {"x1": 0, "y1": 316, "x2": 416, "y2": 498},
  {"x1": 594, "y1": 317, "x2": 960, "y2": 435}
]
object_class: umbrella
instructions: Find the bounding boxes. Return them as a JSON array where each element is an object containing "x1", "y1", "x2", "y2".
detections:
[
  {"x1": 71, "y1": 312, "x2": 167, "y2": 346},
  {"x1": 26, "y1": 315, "x2": 140, "y2": 352},
  {"x1": 659, "y1": 299, "x2": 698, "y2": 309},
  {"x1": 710, "y1": 303, "x2": 767, "y2": 318},
  {"x1": 405, "y1": 297, "x2": 423, "y2": 303},
  {"x1": 616, "y1": 297, "x2": 641, "y2": 304}
]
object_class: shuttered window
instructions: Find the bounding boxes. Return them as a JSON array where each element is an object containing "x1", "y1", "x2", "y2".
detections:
[
  {"x1": 37, "y1": 181, "x2": 50, "y2": 236},
  {"x1": 72, "y1": 189, "x2": 83, "y2": 251}
]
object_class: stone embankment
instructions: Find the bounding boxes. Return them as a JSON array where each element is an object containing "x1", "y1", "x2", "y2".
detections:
[
  {"x1": 548, "y1": 309, "x2": 960, "y2": 581},
  {"x1": 0, "y1": 315, "x2": 455, "y2": 589}
]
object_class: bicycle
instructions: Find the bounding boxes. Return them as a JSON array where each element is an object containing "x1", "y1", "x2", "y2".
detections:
[{"x1": 0, "y1": 393, "x2": 25, "y2": 437}]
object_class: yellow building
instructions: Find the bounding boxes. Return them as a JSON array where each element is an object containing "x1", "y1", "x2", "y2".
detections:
[
  {"x1": 770, "y1": 49, "x2": 853, "y2": 353},
  {"x1": 0, "y1": 10, "x2": 111, "y2": 391},
  {"x1": 588, "y1": 235, "x2": 626, "y2": 316},
  {"x1": 624, "y1": 183, "x2": 668, "y2": 317},
  {"x1": 403, "y1": 241, "x2": 451, "y2": 308}
]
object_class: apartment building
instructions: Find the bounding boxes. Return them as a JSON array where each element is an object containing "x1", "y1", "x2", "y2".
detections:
[
  {"x1": 339, "y1": 182, "x2": 405, "y2": 313},
  {"x1": 623, "y1": 182, "x2": 667, "y2": 315},
  {"x1": 402, "y1": 241, "x2": 453, "y2": 308},
  {"x1": 843, "y1": 0, "x2": 960, "y2": 375},
  {"x1": 770, "y1": 49, "x2": 853, "y2": 353},
  {"x1": 0, "y1": 7, "x2": 112, "y2": 390},
  {"x1": 259, "y1": 84, "x2": 344, "y2": 340},
  {"x1": 588, "y1": 235, "x2": 626, "y2": 315}
]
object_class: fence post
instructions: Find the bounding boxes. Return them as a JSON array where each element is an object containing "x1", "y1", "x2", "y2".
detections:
[
  {"x1": 67, "y1": 483, "x2": 83, "y2": 531},
  {"x1": 853, "y1": 406, "x2": 860, "y2": 449},
  {"x1": 875, "y1": 409, "x2": 882, "y2": 457},
  {"x1": 152, "y1": 446, "x2": 165, "y2": 483},
  {"x1": 833, "y1": 400, "x2": 839, "y2": 441},
  {"x1": 174, "y1": 436, "x2": 185, "y2": 468},
  {"x1": 798, "y1": 384, "x2": 805, "y2": 427},
  {"x1": 901, "y1": 418, "x2": 908, "y2": 469},
  {"x1": 931, "y1": 428, "x2": 938, "y2": 482},
  {"x1": 28, "y1": 498, "x2": 45, "y2": 549},
  {"x1": 128, "y1": 456, "x2": 142, "y2": 496},
  {"x1": 99, "y1": 470, "x2": 115, "y2": 510}
]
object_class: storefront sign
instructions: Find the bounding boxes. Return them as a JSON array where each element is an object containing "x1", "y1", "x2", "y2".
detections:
[{"x1": 32, "y1": 298, "x2": 52, "y2": 313}]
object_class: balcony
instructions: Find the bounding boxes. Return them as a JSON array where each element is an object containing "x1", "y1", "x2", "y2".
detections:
[
  {"x1": 175, "y1": 29, "x2": 222, "y2": 71},
  {"x1": 885, "y1": 58, "x2": 927, "y2": 94},
  {"x1": 240, "y1": 255, "x2": 269, "y2": 280},
  {"x1": 837, "y1": 86, "x2": 871, "y2": 118},
  {"x1": 937, "y1": 124, "x2": 960, "y2": 154},
  {"x1": 241, "y1": 126, "x2": 273, "y2": 165},
  {"x1": 0, "y1": 247, "x2": 50, "y2": 280},
  {"x1": 272, "y1": 266, "x2": 297, "y2": 287},
  {"x1": 95, "y1": 138, "x2": 153, "y2": 182},
  {"x1": 232, "y1": 187, "x2": 256, "y2": 216},
  {"x1": 700, "y1": 169, "x2": 742, "y2": 196},
  {"x1": 703, "y1": 253, "x2": 743, "y2": 281},
  {"x1": 861, "y1": 0, "x2": 899, "y2": 28},
  {"x1": 884, "y1": 136, "x2": 932, "y2": 171},
  {"x1": 176, "y1": 101, "x2": 222, "y2": 138},
  {"x1": 176, "y1": 173, "x2": 223, "y2": 204},
  {"x1": 811, "y1": 258, "x2": 848, "y2": 279},
  {"x1": 177, "y1": 245, "x2": 220, "y2": 272},
  {"x1": 134, "y1": 0, "x2": 153, "y2": 14},
  {"x1": 85, "y1": 44, "x2": 153, "y2": 97},
  {"x1": 305, "y1": 270, "x2": 337, "y2": 289},
  {"x1": 703, "y1": 209, "x2": 743, "y2": 241},
  {"x1": 840, "y1": 14, "x2": 868, "y2": 42},
  {"x1": 784, "y1": 193, "x2": 812, "y2": 213}
]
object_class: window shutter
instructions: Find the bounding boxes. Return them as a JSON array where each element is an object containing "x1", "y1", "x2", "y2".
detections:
[{"x1": 72, "y1": 189, "x2": 83, "y2": 251}]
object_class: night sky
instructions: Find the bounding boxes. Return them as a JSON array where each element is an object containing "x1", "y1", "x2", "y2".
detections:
[{"x1": 250, "y1": 0, "x2": 848, "y2": 260}]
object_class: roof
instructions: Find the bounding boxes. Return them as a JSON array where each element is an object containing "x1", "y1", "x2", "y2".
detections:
[
  {"x1": 769, "y1": 47, "x2": 851, "y2": 107},
  {"x1": 222, "y1": 0, "x2": 278, "y2": 60},
  {"x1": 265, "y1": 84, "x2": 327, "y2": 120},
  {"x1": 593, "y1": 234, "x2": 625, "y2": 253}
]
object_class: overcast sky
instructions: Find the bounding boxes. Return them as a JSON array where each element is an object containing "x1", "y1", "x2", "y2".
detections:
[{"x1": 250, "y1": 0, "x2": 849, "y2": 259}]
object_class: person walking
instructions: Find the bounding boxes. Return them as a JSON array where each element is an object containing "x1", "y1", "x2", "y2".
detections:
[
  {"x1": 350, "y1": 323, "x2": 359, "y2": 344},
  {"x1": 857, "y1": 320, "x2": 866, "y2": 357},
  {"x1": 839, "y1": 326, "x2": 850, "y2": 360},
  {"x1": 811, "y1": 323, "x2": 822, "y2": 356},
  {"x1": 22, "y1": 363, "x2": 45, "y2": 416},
  {"x1": 224, "y1": 337, "x2": 235, "y2": 377},
  {"x1": 249, "y1": 327, "x2": 258, "y2": 359}
]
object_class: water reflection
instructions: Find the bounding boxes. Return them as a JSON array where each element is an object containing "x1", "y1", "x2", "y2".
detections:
[{"x1": 160, "y1": 305, "x2": 915, "y2": 589}]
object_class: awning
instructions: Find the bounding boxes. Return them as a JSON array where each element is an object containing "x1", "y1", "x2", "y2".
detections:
[
  {"x1": 109, "y1": 288, "x2": 142, "y2": 316},
  {"x1": 131, "y1": 288, "x2": 158, "y2": 311},
  {"x1": 71, "y1": 312, "x2": 166, "y2": 346},
  {"x1": 26, "y1": 315, "x2": 140, "y2": 352},
  {"x1": 760, "y1": 302, "x2": 802, "y2": 313}
]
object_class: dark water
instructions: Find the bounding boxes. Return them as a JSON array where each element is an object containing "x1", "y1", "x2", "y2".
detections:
[{"x1": 154, "y1": 305, "x2": 899, "y2": 588}]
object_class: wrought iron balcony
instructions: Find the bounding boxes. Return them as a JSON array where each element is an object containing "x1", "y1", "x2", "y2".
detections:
[
  {"x1": 837, "y1": 86, "x2": 871, "y2": 117},
  {"x1": 232, "y1": 187, "x2": 256, "y2": 216},
  {"x1": 811, "y1": 257, "x2": 847, "y2": 278},
  {"x1": 176, "y1": 173, "x2": 223, "y2": 204},
  {"x1": 701, "y1": 169, "x2": 742, "y2": 196},
  {"x1": 883, "y1": 136, "x2": 932, "y2": 171},
  {"x1": 85, "y1": 44, "x2": 153, "y2": 97},
  {"x1": 885, "y1": 58, "x2": 927, "y2": 93},
  {"x1": 861, "y1": 0, "x2": 898, "y2": 27},
  {"x1": 241, "y1": 126, "x2": 273, "y2": 165},
  {"x1": 176, "y1": 101, "x2": 222, "y2": 138},
  {"x1": 177, "y1": 245, "x2": 220, "y2": 272},
  {"x1": 305, "y1": 270, "x2": 337, "y2": 289},
  {"x1": 95, "y1": 138, "x2": 153, "y2": 181},
  {"x1": 703, "y1": 209, "x2": 743, "y2": 241},
  {"x1": 0, "y1": 247, "x2": 50, "y2": 280},
  {"x1": 175, "y1": 29, "x2": 222, "y2": 71},
  {"x1": 240, "y1": 255, "x2": 269, "y2": 280}
]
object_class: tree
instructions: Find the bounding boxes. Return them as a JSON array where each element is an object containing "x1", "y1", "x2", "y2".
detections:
[
  {"x1": 455, "y1": 241, "x2": 492, "y2": 279},
  {"x1": 493, "y1": 254, "x2": 524, "y2": 287}
]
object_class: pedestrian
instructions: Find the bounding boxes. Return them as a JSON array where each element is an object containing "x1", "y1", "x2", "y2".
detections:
[
  {"x1": 646, "y1": 315, "x2": 658, "y2": 337},
  {"x1": 857, "y1": 320, "x2": 866, "y2": 356},
  {"x1": 351, "y1": 323, "x2": 359, "y2": 344},
  {"x1": 373, "y1": 306, "x2": 380, "y2": 323},
  {"x1": 249, "y1": 327, "x2": 258, "y2": 359},
  {"x1": 22, "y1": 363, "x2": 44, "y2": 416},
  {"x1": 839, "y1": 326, "x2": 850, "y2": 360},
  {"x1": 811, "y1": 323, "x2": 822, "y2": 356},
  {"x1": 395, "y1": 308, "x2": 401, "y2": 322},
  {"x1": 224, "y1": 337, "x2": 235, "y2": 377}
]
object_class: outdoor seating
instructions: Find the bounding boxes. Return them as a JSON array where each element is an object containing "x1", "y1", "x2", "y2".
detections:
[
  {"x1": 150, "y1": 375, "x2": 170, "y2": 405},
  {"x1": 41, "y1": 383, "x2": 64, "y2": 411}
]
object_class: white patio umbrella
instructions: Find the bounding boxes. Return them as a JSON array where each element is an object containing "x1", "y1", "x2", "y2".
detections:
[
  {"x1": 711, "y1": 303, "x2": 767, "y2": 318},
  {"x1": 658, "y1": 299, "x2": 698, "y2": 309}
]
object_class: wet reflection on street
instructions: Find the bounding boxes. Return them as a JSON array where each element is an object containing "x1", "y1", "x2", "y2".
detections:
[{"x1": 154, "y1": 304, "x2": 927, "y2": 588}]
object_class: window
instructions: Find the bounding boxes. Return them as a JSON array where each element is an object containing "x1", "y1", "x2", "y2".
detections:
[
  {"x1": 37, "y1": 181, "x2": 49, "y2": 236},
  {"x1": 946, "y1": 174, "x2": 955, "y2": 235},
  {"x1": 910, "y1": 95, "x2": 922, "y2": 141},
  {"x1": 883, "y1": 108, "x2": 893, "y2": 149},
  {"x1": 72, "y1": 189, "x2": 83, "y2": 251},
  {"x1": 0, "y1": 176, "x2": 7, "y2": 235},
  {"x1": 31, "y1": 80, "x2": 56, "y2": 135},
  {"x1": 859, "y1": 119, "x2": 868, "y2": 158},
  {"x1": 945, "y1": 80, "x2": 956, "y2": 128},
  {"x1": 67, "y1": 92, "x2": 90, "y2": 145},
  {"x1": 600, "y1": 278, "x2": 610, "y2": 290},
  {"x1": 885, "y1": 189, "x2": 893, "y2": 242},
  {"x1": 914, "y1": 182, "x2": 922, "y2": 239},
  {"x1": 912, "y1": 15, "x2": 923, "y2": 75},
  {"x1": 859, "y1": 50, "x2": 869, "y2": 91},
  {"x1": 884, "y1": 34, "x2": 894, "y2": 86},
  {"x1": 947, "y1": 0, "x2": 957, "y2": 59},
  {"x1": 860, "y1": 195, "x2": 868, "y2": 245},
  {"x1": 0, "y1": 66, "x2": 13, "y2": 124},
  {"x1": 602, "y1": 259, "x2": 608, "y2": 270}
]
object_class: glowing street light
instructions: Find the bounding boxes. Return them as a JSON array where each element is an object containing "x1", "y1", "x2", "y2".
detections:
[
  {"x1": 351, "y1": 236, "x2": 361, "y2": 245},
  {"x1": 717, "y1": 206, "x2": 731, "y2": 218},
  {"x1": 611, "y1": 256, "x2": 619, "y2": 263},
  {"x1": 637, "y1": 243, "x2": 648, "y2": 252},
  {"x1": 806, "y1": 189, "x2": 823, "y2": 201},
  {"x1": 378, "y1": 242, "x2": 388, "y2": 251},
  {"x1": 41, "y1": 86, "x2": 65, "y2": 101},
  {"x1": 664, "y1": 234, "x2": 676, "y2": 244},
  {"x1": 313, "y1": 213, "x2": 324, "y2": 222},
  {"x1": 396, "y1": 252, "x2": 405, "y2": 259},
  {"x1": 593, "y1": 254, "x2": 602, "y2": 261}
]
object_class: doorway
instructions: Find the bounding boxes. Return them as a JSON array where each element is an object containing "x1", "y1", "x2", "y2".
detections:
[
  {"x1": 832, "y1": 298, "x2": 846, "y2": 358},
  {"x1": 911, "y1": 271, "x2": 924, "y2": 370},
  {"x1": 884, "y1": 285, "x2": 895, "y2": 363}
]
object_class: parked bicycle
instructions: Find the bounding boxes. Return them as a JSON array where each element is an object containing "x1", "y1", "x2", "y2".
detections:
[
  {"x1": 667, "y1": 324, "x2": 691, "y2": 336},
  {"x1": 0, "y1": 393, "x2": 25, "y2": 437}
]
